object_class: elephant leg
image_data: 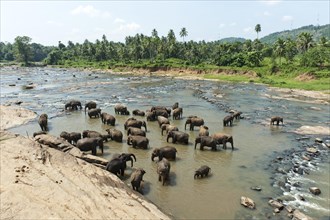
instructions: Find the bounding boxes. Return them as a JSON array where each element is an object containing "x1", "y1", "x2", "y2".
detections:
[
  {"x1": 158, "y1": 175, "x2": 161, "y2": 182},
  {"x1": 92, "y1": 146, "x2": 97, "y2": 155}
]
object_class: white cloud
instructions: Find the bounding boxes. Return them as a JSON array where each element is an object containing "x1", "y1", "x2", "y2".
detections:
[
  {"x1": 219, "y1": 23, "x2": 225, "y2": 28},
  {"x1": 229, "y1": 22, "x2": 237, "y2": 26},
  {"x1": 114, "y1": 18, "x2": 126, "y2": 24},
  {"x1": 263, "y1": 11, "x2": 271, "y2": 16},
  {"x1": 71, "y1": 5, "x2": 111, "y2": 18},
  {"x1": 47, "y1": 20, "x2": 63, "y2": 27},
  {"x1": 118, "y1": 22, "x2": 141, "y2": 32},
  {"x1": 282, "y1": 15, "x2": 293, "y2": 21},
  {"x1": 243, "y1": 27, "x2": 253, "y2": 33},
  {"x1": 260, "y1": 0, "x2": 281, "y2": 5},
  {"x1": 70, "y1": 28, "x2": 80, "y2": 35}
]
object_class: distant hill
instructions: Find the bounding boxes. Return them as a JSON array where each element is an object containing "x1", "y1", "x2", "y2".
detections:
[
  {"x1": 260, "y1": 24, "x2": 330, "y2": 44},
  {"x1": 217, "y1": 37, "x2": 246, "y2": 43}
]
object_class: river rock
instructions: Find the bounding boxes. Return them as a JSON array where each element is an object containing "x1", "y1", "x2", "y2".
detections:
[
  {"x1": 250, "y1": 186, "x2": 262, "y2": 191},
  {"x1": 306, "y1": 147, "x2": 318, "y2": 154},
  {"x1": 294, "y1": 125, "x2": 330, "y2": 135},
  {"x1": 315, "y1": 138, "x2": 323, "y2": 143},
  {"x1": 285, "y1": 205, "x2": 294, "y2": 213},
  {"x1": 268, "y1": 199, "x2": 284, "y2": 210},
  {"x1": 309, "y1": 187, "x2": 321, "y2": 195},
  {"x1": 292, "y1": 209, "x2": 314, "y2": 220},
  {"x1": 240, "y1": 196, "x2": 256, "y2": 209}
]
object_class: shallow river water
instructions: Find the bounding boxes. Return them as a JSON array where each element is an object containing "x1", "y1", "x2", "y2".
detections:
[{"x1": 2, "y1": 67, "x2": 329, "y2": 219}]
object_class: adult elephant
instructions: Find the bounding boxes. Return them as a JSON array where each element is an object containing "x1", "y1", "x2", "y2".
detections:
[
  {"x1": 194, "y1": 165, "x2": 211, "y2": 179},
  {"x1": 101, "y1": 112, "x2": 116, "y2": 126},
  {"x1": 60, "y1": 131, "x2": 81, "y2": 145},
  {"x1": 124, "y1": 118, "x2": 147, "y2": 131},
  {"x1": 132, "y1": 109, "x2": 145, "y2": 116},
  {"x1": 223, "y1": 115, "x2": 234, "y2": 127},
  {"x1": 106, "y1": 153, "x2": 136, "y2": 176},
  {"x1": 161, "y1": 124, "x2": 178, "y2": 136},
  {"x1": 88, "y1": 108, "x2": 101, "y2": 118},
  {"x1": 65, "y1": 100, "x2": 82, "y2": 110},
  {"x1": 199, "y1": 125, "x2": 209, "y2": 137},
  {"x1": 152, "y1": 109, "x2": 169, "y2": 118},
  {"x1": 114, "y1": 104, "x2": 130, "y2": 115},
  {"x1": 76, "y1": 137, "x2": 104, "y2": 155},
  {"x1": 157, "y1": 158, "x2": 171, "y2": 186},
  {"x1": 172, "y1": 107, "x2": 183, "y2": 120},
  {"x1": 151, "y1": 106, "x2": 171, "y2": 116},
  {"x1": 151, "y1": 146, "x2": 177, "y2": 161},
  {"x1": 106, "y1": 128, "x2": 123, "y2": 142},
  {"x1": 195, "y1": 136, "x2": 217, "y2": 151},
  {"x1": 127, "y1": 127, "x2": 146, "y2": 137},
  {"x1": 85, "y1": 101, "x2": 97, "y2": 114},
  {"x1": 82, "y1": 130, "x2": 109, "y2": 142},
  {"x1": 270, "y1": 116, "x2": 283, "y2": 125},
  {"x1": 232, "y1": 110, "x2": 242, "y2": 120},
  {"x1": 38, "y1": 113, "x2": 48, "y2": 131},
  {"x1": 146, "y1": 110, "x2": 156, "y2": 121},
  {"x1": 167, "y1": 131, "x2": 189, "y2": 145},
  {"x1": 127, "y1": 135, "x2": 149, "y2": 149},
  {"x1": 211, "y1": 133, "x2": 234, "y2": 150},
  {"x1": 185, "y1": 116, "x2": 204, "y2": 131},
  {"x1": 158, "y1": 116, "x2": 170, "y2": 128}
]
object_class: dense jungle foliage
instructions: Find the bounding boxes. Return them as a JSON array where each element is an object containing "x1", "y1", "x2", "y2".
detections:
[{"x1": 1, "y1": 24, "x2": 329, "y2": 90}]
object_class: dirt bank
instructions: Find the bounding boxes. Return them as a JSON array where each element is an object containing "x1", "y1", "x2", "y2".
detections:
[{"x1": 0, "y1": 106, "x2": 170, "y2": 219}]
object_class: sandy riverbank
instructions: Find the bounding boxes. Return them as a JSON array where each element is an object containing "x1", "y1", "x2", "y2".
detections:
[{"x1": 0, "y1": 105, "x2": 171, "y2": 219}]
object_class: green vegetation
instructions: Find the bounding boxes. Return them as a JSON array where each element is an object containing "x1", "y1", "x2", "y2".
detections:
[{"x1": 1, "y1": 24, "x2": 329, "y2": 91}]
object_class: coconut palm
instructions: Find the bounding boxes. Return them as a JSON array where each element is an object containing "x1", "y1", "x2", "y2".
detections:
[
  {"x1": 297, "y1": 32, "x2": 314, "y2": 53},
  {"x1": 255, "y1": 24, "x2": 261, "y2": 40},
  {"x1": 180, "y1": 27, "x2": 188, "y2": 42}
]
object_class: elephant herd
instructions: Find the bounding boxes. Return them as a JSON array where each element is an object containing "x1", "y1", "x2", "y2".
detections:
[{"x1": 36, "y1": 99, "x2": 284, "y2": 193}]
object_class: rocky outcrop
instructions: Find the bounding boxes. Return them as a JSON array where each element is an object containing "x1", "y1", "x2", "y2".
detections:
[
  {"x1": 0, "y1": 131, "x2": 170, "y2": 219},
  {"x1": 0, "y1": 105, "x2": 37, "y2": 130},
  {"x1": 294, "y1": 125, "x2": 330, "y2": 135}
]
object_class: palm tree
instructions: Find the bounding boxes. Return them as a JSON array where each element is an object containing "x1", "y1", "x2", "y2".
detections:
[
  {"x1": 274, "y1": 38, "x2": 285, "y2": 65},
  {"x1": 255, "y1": 24, "x2": 261, "y2": 40},
  {"x1": 297, "y1": 32, "x2": 314, "y2": 53},
  {"x1": 180, "y1": 27, "x2": 188, "y2": 42}
]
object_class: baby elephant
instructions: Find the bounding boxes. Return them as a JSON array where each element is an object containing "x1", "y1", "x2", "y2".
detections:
[
  {"x1": 130, "y1": 168, "x2": 146, "y2": 193},
  {"x1": 38, "y1": 113, "x2": 48, "y2": 131},
  {"x1": 194, "y1": 165, "x2": 211, "y2": 179},
  {"x1": 270, "y1": 116, "x2": 283, "y2": 125}
]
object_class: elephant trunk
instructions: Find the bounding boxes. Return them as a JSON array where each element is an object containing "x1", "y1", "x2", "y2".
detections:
[
  {"x1": 229, "y1": 136, "x2": 234, "y2": 150},
  {"x1": 130, "y1": 153, "x2": 137, "y2": 162},
  {"x1": 151, "y1": 154, "x2": 155, "y2": 161},
  {"x1": 127, "y1": 137, "x2": 132, "y2": 145},
  {"x1": 166, "y1": 135, "x2": 170, "y2": 143},
  {"x1": 184, "y1": 122, "x2": 188, "y2": 130},
  {"x1": 143, "y1": 122, "x2": 147, "y2": 132}
]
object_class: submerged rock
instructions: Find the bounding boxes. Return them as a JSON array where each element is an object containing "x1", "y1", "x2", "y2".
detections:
[
  {"x1": 294, "y1": 125, "x2": 330, "y2": 135},
  {"x1": 240, "y1": 196, "x2": 256, "y2": 209},
  {"x1": 292, "y1": 209, "x2": 314, "y2": 220},
  {"x1": 309, "y1": 187, "x2": 321, "y2": 195}
]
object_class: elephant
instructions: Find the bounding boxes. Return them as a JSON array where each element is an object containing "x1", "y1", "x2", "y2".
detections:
[
  {"x1": 223, "y1": 115, "x2": 234, "y2": 127},
  {"x1": 88, "y1": 108, "x2": 101, "y2": 118},
  {"x1": 60, "y1": 131, "x2": 81, "y2": 145},
  {"x1": 199, "y1": 125, "x2": 209, "y2": 137},
  {"x1": 151, "y1": 146, "x2": 177, "y2": 161},
  {"x1": 85, "y1": 101, "x2": 97, "y2": 114},
  {"x1": 172, "y1": 102, "x2": 179, "y2": 110},
  {"x1": 172, "y1": 107, "x2": 183, "y2": 120},
  {"x1": 114, "y1": 104, "x2": 130, "y2": 115},
  {"x1": 106, "y1": 128, "x2": 123, "y2": 142},
  {"x1": 127, "y1": 135, "x2": 149, "y2": 149},
  {"x1": 76, "y1": 137, "x2": 104, "y2": 155},
  {"x1": 132, "y1": 109, "x2": 145, "y2": 116},
  {"x1": 151, "y1": 106, "x2": 171, "y2": 116},
  {"x1": 106, "y1": 153, "x2": 136, "y2": 176},
  {"x1": 195, "y1": 136, "x2": 217, "y2": 151},
  {"x1": 100, "y1": 112, "x2": 116, "y2": 126},
  {"x1": 157, "y1": 158, "x2": 171, "y2": 186},
  {"x1": 161, "y1": 124, "x2": 179, "y2": 136},
  {"x1": 185, "y1": 116, "x2": 204, "y2": 131},
  {"x1": 211, "y1": 133, "x2": 234, "y2": 150},
  {"x1": 152, "y1": 109, "x2": 169, "y2": 118},
  {"x1": 146, "y1": 110, "x2": 157, "y2": 121},
  {"x1": 167, "y1": 130, "x2": 189, "y2": 145},
  {"x1": 270, "y1": 116, "x2": 283, "y2": 125},
  {"x1": 232, "y1": 111, "x2": 242, "y2": 120},
  {"x1": 82, "y1": 130, "x2": 109, "y2": 142},
  {"x1": 158, "y1": 116, "x2": 170, "y2": 128},
  {"x1": 124, "y1": 118, "x2": 147, "y2": 131},
  {"x1": 194, "y1": 165, "x2": 211, "y2": 179},
  {"x1": 130, "y1": 168, "x2": 146, "y2": 192},
  {"x1": 127, "y1": 127, "x2": 146, "y2": 137},
  {"x1": 65, "y1": 100, "x2": 82, "y2": 110},
  {"x1": 38, "y1": 113, "x2": 48, "y2": 131},
  {"x1": 112, "y1": 153, "x2": 136, "y2": 167}
]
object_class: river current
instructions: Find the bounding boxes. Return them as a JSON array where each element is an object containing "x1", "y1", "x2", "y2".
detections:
[{"x1": 1, "y1": 67, "x2": 329, "y2": 219}]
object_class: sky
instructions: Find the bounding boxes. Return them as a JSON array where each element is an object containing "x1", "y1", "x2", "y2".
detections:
[{"x1": 1, "y1": 0, "x2": 329, "y2": 46}]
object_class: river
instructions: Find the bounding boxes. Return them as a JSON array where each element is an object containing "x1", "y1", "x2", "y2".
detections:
[{"x1": 2, "y1": 66, "x2": 329, "y2": 219}]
